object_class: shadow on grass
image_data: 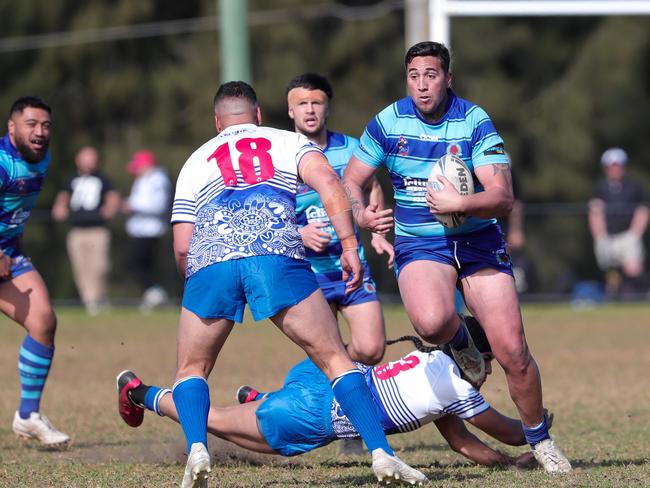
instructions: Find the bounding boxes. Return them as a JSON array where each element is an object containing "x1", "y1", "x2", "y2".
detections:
[{"x1": 571, "y1": 457, "x2": 650, "y2": 469}]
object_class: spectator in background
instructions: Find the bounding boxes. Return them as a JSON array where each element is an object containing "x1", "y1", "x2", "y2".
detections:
[
  {"x1": 588, "y1": 147, "x2": 649, "y2": 297},
  {"x1": 52, "y1": 146, "x2": 120, "y2": 315},
  {"x1": 123, "y1": 149, "x2": 172, "y2": 312}
]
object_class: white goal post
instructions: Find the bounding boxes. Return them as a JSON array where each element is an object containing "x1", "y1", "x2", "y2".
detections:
[{"x1": 429, "y1": 0, "x2": 650, "y2": 47}]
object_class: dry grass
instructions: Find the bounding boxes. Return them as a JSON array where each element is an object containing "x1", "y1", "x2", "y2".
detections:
[{"x1": 0, "y1": 303, "x2": 648, "y2": 487}]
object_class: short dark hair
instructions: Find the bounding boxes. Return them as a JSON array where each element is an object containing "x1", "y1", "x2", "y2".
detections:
[
  {"x1": 404, "y1": 41, "x2": 451, "y2": 72},
  {"x1": 9, "y1": 96, "x2": 51, "y2": 118},
  {"x1": 213, "y1": 81, "x2": 258, "y2": 109},
  {"x1": 286, "y1": 73, "x2": 333, "y2": 100}
]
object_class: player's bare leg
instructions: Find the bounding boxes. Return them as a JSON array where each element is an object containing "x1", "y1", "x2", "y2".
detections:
[
  {"x1": 0, "y1": 270, "x2": 69, "y2": 448},
  {"x1": 0, "y1": 270, "x2": 57, "y2": 346},
  {"x1": 337, "y1": 300, "x2": 386, "y2": 456},
  {"x1": 462, "y1": 268, "x2": 571, "y2": 473},
  {"x1": 271, "y1": 289, "x2": 427, "y2": 485},
  {"x1": 399, "y1": 261, "x2": 485, "y2": 387},
  {"x1": 340, "y1": 300, "x2": 386, "y2": 365},
  {"x1": 155, "y1": 392, "x2": 277, "y2": 454},
  {"x1": 174, "y1": 309, "x2": 235, "y2": 488}
]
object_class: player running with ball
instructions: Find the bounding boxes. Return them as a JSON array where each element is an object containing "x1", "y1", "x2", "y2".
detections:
[{"x1": 343, "y1": 41, "x2": 571, "y2": 474}]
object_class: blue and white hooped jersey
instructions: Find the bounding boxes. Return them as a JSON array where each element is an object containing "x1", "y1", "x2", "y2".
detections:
[
  {"x1": 331, "y1": 349, "x2": 489, "y2": 438},
  {"x1": 171, "y1": 123, "x2": 322, "y2": 278},
  {"x1": 354, "y1": 92, "x2": 510, "y2": 237},
  {"x1": 295, "y1": 131, "x2": 368, "y2": 279},
  {"x1": 0, "y1": 135, "x2": 51, "y2": 255}
]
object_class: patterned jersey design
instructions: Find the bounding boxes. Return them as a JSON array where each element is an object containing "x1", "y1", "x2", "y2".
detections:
[
  {"x1": 330, "y1": 350, "x2": 489, "y2": 438},
  {"x1": 172, "y1": 124, "x2": 322, "y2": 277},
  {"x1": 0, "y1": 135, "x2": 50, "y2": 254},
  {"x1": 295, "y1": 131, "x2": 368, "y2": 280},
  {"x1": 354, "y1": 91, "x2": 510, "y2": 237}
]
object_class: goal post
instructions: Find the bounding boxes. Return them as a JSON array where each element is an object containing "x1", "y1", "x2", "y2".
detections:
[{"x1": 429, "y1": 0, "x2": 650, "y2": 47}]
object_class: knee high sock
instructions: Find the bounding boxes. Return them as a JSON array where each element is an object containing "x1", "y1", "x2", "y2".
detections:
[
  {"x1": 172, "y1": 376, "x2": 210, "y2": 449},
  {"x1": 18, "y1": 335, "x2": 54, "y2": 419},
  {"x1": 331, "y1": 369, "x2": 393, "y2": 456}
]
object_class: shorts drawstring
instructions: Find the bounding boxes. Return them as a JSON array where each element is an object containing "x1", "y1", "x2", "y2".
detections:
[{"x1": 453, "y1": 241, "x2": 461, "y2": 269}]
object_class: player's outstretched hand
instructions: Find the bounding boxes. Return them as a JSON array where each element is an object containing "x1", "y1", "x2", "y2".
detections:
[
  {"x1": 358, "y1": 203, "x2": 393, "y2": 234},
  {"x1": 371, "y1": 233, "x2": 394, "y2": 270},
  {"x1": 340, "y1": 249, "x2": 363, "y2": 294},
  {"x1": 299, "y1": 222, "x2": 331, "y2": 252},
  {"x1": 512, "y1": 451, "x2": 537, "y2": 470}
]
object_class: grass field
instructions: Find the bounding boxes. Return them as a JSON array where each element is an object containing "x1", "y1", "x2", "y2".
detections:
[{"x1": 0, "y1": 303, "x2": 649, "y2": 487}]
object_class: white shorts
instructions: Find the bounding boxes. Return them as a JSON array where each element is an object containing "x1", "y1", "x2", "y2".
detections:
[{"x1": 594, "y1": 231, "x2": 645, "y2": 271}]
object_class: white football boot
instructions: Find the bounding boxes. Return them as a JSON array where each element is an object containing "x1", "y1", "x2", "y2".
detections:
[
  {"x1": 372, "y1": 448, "x2": 428, "y2": 485},
  {"x1": 181, "y1": 442, "x2": 211, "y2": 488},
  {"x1": 532, "y1": 438, "x2": 572, "y2": 473},
  {"x1": 12, "y1": 411, "x2": 70, "y2": 448}
]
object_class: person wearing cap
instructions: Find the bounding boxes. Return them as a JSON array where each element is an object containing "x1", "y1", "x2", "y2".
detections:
[
  {"x1": 52, "y1": 146, "x2": 121, "y2": 315},
  {"x1": 123, "y1": 149, "x2": 172, "y2": 311},
  {"x1": 588, "y1": 147, "x2": 649, "y2": 297}
]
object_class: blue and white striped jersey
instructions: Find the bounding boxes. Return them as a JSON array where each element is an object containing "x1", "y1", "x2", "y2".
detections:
[
  {"x1": 0, "y1": 135, "x2": 51, "y2": 255},
  {"x1": 171, "y1": 123, "x2": 322, "y2": 278},
  {"x1": 354, "y1": 92, "x2": 509, "y2": 237},
  {"x1": 295, "y1": 131, "x2": 368, "y2": 279},
  {"x1": 331, "y1": 349, "x2": 489, "y2": 438}
]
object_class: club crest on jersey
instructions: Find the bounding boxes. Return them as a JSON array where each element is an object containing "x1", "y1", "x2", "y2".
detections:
[
  {"x1": 447, "y1": 143, "x2": 462, "y2": 157},
  {"x1": 297, "y1": 182, "x2": 310, "y2": 194},
  {"x1": 364, "y1": 282, "x2": 376, "y2": 293},
  {"x1": 495, "y1": 249, "x2": 511, "y2": 266},
  {"x1": 397, "y1": 136, "x2": 409, "y2": 156}
]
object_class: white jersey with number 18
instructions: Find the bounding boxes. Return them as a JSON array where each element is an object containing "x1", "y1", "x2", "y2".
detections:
[{"x1": 171, "y1": 123, "x2": 323, "y2": 278}]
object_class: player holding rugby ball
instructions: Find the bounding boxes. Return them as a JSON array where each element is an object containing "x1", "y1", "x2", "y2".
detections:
[{"x1": 343, "y1": 41, "x2": 571, "y2": 473}]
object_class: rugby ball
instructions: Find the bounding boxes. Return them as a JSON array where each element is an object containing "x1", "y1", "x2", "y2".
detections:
[{"x1": 427, "y1": 153, "x2": 474, "y2": 228}]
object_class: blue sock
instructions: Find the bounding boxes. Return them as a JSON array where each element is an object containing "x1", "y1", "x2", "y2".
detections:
[
  {"x1": 144, "y1": 385, "x2": 171, "y2": 416},
  {"x1": 172, "y1": 377, "x2": 210, "y2": 449},
  {"x1": 448, "y1": 316, "x2": 468, "y2": 349},
  {"x1": 18, "y1": 335, "x2": 54, "y2": 419},
  {"x1": 523, "y1": 415, "x2": 551, "y2": 447},
  {"x1": 331, "y1": 369, "x2": 393, "y2": 456}
]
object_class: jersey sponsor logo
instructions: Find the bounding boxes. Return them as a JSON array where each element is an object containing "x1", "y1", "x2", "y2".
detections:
[
  {"x1": 374, "y1": 355, "x2": 420, "y2": 381},
  {"x1": 419, "y1": 134, "x2": 440, "y2": 142},
  {"x1": 402, "y1": 176, "x2": 427, "y2": 202},
  {"x1": 483, "y1": 143, "x2": 505, "y2": 156},
  {"x1": 397, "y1": 136, "x2": 409, "y2": 156}
]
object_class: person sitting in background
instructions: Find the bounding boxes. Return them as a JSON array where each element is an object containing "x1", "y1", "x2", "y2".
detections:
[
  {"x1": 123, "y1": 150, "x2": 172, "y2": 312},
  {"x1": 52, "y1": 146, "x2": 120, "y2": 315},
  {"x1": 588, "y1": 147, "x2": 649, "y2": 297},
  {"x1": 117, "y1": 317, "x2": 540, "y2": 470}
]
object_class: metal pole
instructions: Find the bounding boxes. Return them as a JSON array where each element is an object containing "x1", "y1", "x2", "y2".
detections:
[
  {"x1": 405, "y1": 0, "x2": 430, "y2": 50},
  {"x1": 430, "y1": 0, "x2": 451, "y2": 47},
  {"x1": 219, "y1": 0, "x2": 251, "y2": 83}
]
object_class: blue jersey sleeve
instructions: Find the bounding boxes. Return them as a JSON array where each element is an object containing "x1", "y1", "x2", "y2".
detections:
[
  {"x1": 468, "y1": 106, "x2": 509, "y2": 168},
  {"x1": 354, "y1": 116, "x2": 389, "y2": 169}
]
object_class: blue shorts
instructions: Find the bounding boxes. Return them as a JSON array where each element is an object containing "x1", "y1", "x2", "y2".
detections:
[
  {"x1": 0, "y1": 254, "x2": 35, "y2": 283},
  {"x1": 256, "y1": 358, "x2": 336, "y2": 456},
  {"x1": 394, "y1": 225, "x2": 513, "y2": 280},
  {"x1": 315, "y1": 263, "x2": 378, "y2": 307},
  {"x1": 182, "y1": 255, "x2": 319, "y2": 322}
]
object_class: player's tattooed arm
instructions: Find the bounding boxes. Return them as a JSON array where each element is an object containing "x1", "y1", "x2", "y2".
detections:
[
  {"x1": 344, "y1": 183, "x2": 364, "y2": 223},
  {"x1": 491, "y1": 164, "x2": 514, "y2": 199}
]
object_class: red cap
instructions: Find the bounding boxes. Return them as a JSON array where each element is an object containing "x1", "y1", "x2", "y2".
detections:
[{"x1": 127, "y1": 150, "x2": 156, "y2": 174}]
